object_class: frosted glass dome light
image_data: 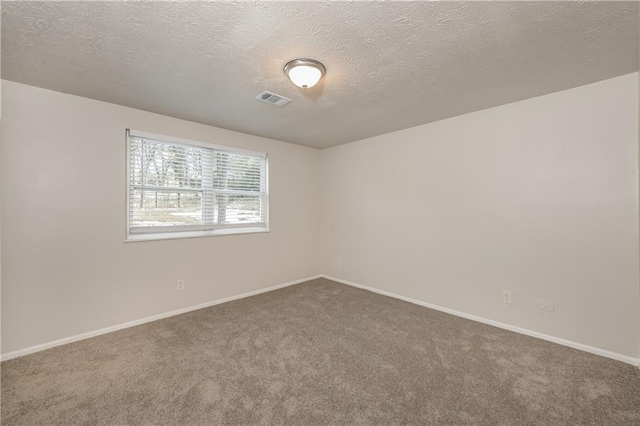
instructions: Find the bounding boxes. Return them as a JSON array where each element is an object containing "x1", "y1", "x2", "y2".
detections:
[{"x1": 284, "y1": 59, "x2": 326, "y2": 89}]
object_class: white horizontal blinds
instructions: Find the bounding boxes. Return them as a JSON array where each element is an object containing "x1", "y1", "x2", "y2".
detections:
[
  {"x1": 202, "y1": 149, "x2": 216, "y2": 227},
  {"x1": 212, "y1": 151, "x2": 267, "y2": 227},
  {"x1": 129, "y1": 136, "x2": 208, "y2": 233},
  {"x1": 128, "y1": 133, "x2": 267, "y2": 235}
]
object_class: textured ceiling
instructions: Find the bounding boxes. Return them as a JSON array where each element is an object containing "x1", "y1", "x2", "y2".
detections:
[{"x1": 2, "y1": 1, "x2": 638, "y2": 149}]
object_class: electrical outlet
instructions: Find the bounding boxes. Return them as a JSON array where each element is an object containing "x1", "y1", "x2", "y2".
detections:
[
  {"x1": 176, "y1": 279, "x2": 185, "y2": 291},
  {"x1": 502, "y1": 291, "x2": 512, "y2": 304},
  {"x1": 337, "y1": 258, "x2": 343, "y2": 267},
  {"x1": 537, "y1": 301, "x2": 555, "y2": 312}
]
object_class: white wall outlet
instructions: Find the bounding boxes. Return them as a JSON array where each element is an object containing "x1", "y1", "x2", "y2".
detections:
[
  {"x1": 502, "y1": 291, "x2": 512, "y2": 304},
  {"x1": 537, "y1": 301, "x2": 555, "y2": 312},
  {"x1": 176, "y1": 279, "x2": 185, "y2": 291},
  {"x1": 337, "y1": 258, "x2": 343, "y2": 267}
]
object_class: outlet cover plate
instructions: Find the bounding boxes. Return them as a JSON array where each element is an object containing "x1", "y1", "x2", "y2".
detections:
[{"x1": 537, "y1": 301, "x2": 555, "y2": 312}]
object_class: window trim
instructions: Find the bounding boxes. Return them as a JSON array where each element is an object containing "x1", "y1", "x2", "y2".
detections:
[{"x1": 125, "y1": 129, "x2": 270, "y2": 242}]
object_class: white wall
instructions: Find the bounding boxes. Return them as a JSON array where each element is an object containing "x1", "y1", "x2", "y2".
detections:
[
  {"x1": 0, "y1": 81, "x2": 322, "y2": 354},
  {"x1": 321, "y1": 73, "x2": 640, "y2": 358},
  {"x1": 3, "y1": 73, "x2": 640, "y2": 361}
]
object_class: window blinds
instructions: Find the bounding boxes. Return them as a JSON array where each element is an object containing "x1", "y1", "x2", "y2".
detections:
[{"x1": 127, "y1": 131, "x2": 268, "y2": 236}]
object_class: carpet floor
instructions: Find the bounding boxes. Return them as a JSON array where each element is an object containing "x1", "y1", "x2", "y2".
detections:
[{"x1": 2, "y1": 278, "x2": 640, "y2": 425}]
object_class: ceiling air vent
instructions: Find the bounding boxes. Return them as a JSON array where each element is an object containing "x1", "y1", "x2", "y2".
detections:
[{"x1": 255, "y1": 91, "x2": 292, "y2": 107}]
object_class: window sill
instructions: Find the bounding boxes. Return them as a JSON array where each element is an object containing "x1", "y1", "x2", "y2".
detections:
[{"x1": 125, "y1": 227, "x2": 270, "y2": 243}]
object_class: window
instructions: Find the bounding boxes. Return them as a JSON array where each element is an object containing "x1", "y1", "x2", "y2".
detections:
[{"x1": 126, "y1": 130, "x2": 268, "y2": 241}]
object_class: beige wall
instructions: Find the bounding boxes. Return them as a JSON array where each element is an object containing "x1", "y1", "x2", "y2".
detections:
[
  {"x1": 321, "y1": 73, "x2": 640, "y2": 358},
  {"x1": 0, "y1": 81, "x2": 322, "y2": 354},
  {"x1": 3, "y1": 73, "x2": 640, "y2": 360}
]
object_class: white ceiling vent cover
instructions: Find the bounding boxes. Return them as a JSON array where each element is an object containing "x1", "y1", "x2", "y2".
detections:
[{"x1": 255, "y1": 91, "x2": 292, "y2": 107}]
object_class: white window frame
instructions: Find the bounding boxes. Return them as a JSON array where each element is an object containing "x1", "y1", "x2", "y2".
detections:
[{"x1": 125, "y1": 129, "x2": 269, "y2": 242}]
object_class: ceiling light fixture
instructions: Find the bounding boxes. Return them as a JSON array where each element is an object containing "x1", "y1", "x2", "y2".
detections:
[{"x1": 284, "y1": 58, "x2": 326, "y2": 89}]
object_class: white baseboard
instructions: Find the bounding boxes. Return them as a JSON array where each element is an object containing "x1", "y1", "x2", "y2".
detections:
[
  {"x1": 321, "y1": 274, "x2": 640, "y2": 367},
  {"x1": 5, "y1": 273, "x2": 639, "y2": 367},
  {"x1": 1, "y1": 274, "x2": 322, "y2": 362}
]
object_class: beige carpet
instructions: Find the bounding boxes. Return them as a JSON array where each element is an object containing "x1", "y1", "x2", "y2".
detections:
[{"x1": 2, "y1": 278, "x2": 640, "y2": 425}]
